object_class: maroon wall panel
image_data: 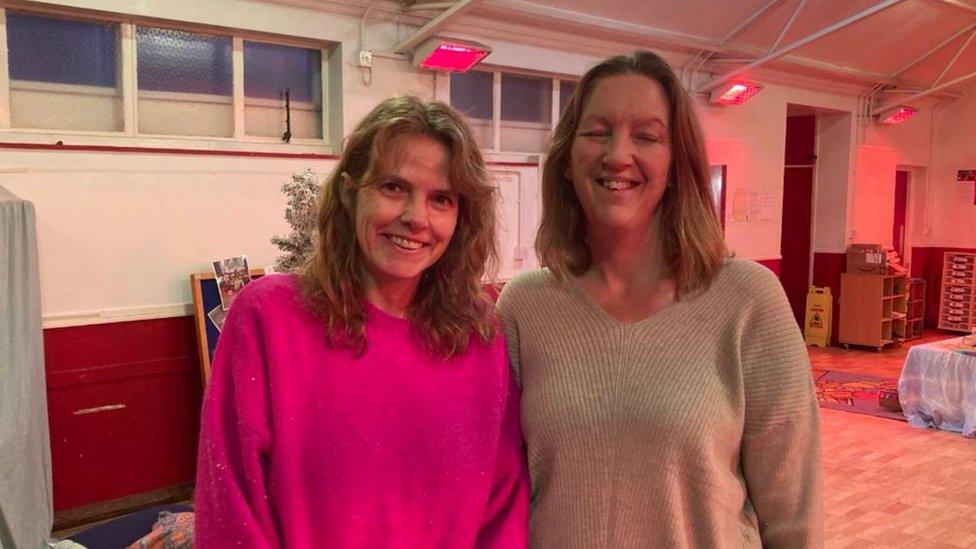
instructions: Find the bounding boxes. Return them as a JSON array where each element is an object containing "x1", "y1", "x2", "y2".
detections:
[
  {"x1": 911, "y1": 246, "x2": 976, "y2": 328},
  {"x1": 812, "y1": 252, "x2": 846, "y2": 345},
  {"x1": 780, "y1": 166, "x2": 814, "y2": 327},
  {"x1": 756, "y1": 258, "x2": 782, "y2": 276},
  {"x1": 44, "y1": 316, "x2": 202, "y2": 510},
  {"x1": 785, "y1": 115, "x2": 816, "y2": 165}
]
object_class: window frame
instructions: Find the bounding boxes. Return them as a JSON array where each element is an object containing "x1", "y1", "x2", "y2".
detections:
[
  {"x1": 0, "y1": 5, "x2": 337, "y2": 152},
  {"x1": 442, "y1": 64, "x2": 578, "y2": 154}
]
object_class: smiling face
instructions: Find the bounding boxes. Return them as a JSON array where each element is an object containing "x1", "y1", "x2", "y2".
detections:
[
  {"x1": 570, "y1": 73, "x2": 672, "y2": 240},
  {"x1": 354, "y1": 133, "x2": 459, "y2": 298}
]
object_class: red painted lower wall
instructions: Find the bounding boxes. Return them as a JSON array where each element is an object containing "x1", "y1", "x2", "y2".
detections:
[
  {"x1": 44, "y1": 316, "x2": 202, "y2": 510},
  {"x1": 50, "y1": 249, "x2": 966, "y2": 510},
  {"x1": 756, "y1": 258, "x2": 782, "y2": 277},
  {"x1": 911, "y1": 246, "x2": 976, "y2": 328}
]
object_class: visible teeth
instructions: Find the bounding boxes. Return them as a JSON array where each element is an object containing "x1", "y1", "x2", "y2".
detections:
[
  {"x1": 600, "y1": 179, "x2": 636, "y2": 190},
  {"x1": 389, "y1": 235, "x2": 424, "y2": 250}
]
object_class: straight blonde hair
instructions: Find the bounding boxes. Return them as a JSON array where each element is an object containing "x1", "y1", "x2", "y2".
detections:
[{"x1": 537, "y1": 50, "x2": 727, "y2": 294}]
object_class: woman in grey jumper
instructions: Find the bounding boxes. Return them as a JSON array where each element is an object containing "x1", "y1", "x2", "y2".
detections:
[{"x1": 496, "y1": 51, "x2": 823, "y2": 548}]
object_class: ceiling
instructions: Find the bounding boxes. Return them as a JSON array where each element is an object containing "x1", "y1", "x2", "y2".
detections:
[{"x1": 384, "y1": 0, "x2": 976, "y2": 114}]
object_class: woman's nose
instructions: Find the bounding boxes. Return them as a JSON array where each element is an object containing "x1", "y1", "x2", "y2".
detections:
[
  {"x1": 602, "y1": 135, "x2": 634, "y2": 168},
  {"x1": 398, "y1": 195, "x2": 430, "y2": 230}
]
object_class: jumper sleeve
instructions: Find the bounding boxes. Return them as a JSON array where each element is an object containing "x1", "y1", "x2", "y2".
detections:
[
  {"x1": 195, "y1": 289, "x2": 280, "y2": 548},
  {"x1": 475, "y1": 376, "x2": 530, "y2": 549},
  {"x1": 738, "y1": 271, "x2": 824, "y2": 548}
]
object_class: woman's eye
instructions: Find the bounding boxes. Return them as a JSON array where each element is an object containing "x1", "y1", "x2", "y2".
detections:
[
  {"x1": 636, "y1": 134, "x2": 661, "y2": 143},
  {"x1": 379, "y1": 181, "x2": 405, "y2": 194},
  {"x1": 579, "y1": 130, "x2": 607, "y2": 138},
  {"x1": 432, "y1": 193, "x2": 456, "y2": 208}
]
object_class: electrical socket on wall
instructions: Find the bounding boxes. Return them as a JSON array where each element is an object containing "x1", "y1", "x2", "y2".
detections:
[{"x1": 358, "y1": 50, "x2": 372, "y2": 68}]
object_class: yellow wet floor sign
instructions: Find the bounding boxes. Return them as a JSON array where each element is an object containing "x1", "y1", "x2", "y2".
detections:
[{"x1": 804, "y1": 286, "x2": 832, "y2": 347}]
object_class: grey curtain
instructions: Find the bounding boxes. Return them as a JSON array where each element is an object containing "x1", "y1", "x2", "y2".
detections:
[{"x1": 0, "y1": 186, "x2": 52, "y2": 548}]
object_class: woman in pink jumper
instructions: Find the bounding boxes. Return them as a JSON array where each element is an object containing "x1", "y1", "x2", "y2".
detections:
[{"x1": 195, "y1": 96, "x2": 528, "y2": 548}]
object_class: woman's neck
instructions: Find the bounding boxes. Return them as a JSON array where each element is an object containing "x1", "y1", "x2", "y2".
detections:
[
  {"x1": 362, "y1": 273, "x2": 418, "y2": 318},
  {"x1": 585, "y1": 214, "x2": 669, "y2": 290}
]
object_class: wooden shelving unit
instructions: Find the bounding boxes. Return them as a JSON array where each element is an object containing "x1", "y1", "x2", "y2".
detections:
[
  {"x1": 938, "y1": 252, "x2": 976, "y2": 332},
  {"x1": 839, "y1": 273, "x2": 908, "y2": 350},
  {"x1": 905, "y1": 277, "x2": 925, "y2": 341}
]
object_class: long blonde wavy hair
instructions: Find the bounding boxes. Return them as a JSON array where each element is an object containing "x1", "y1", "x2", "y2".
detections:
[
  {"x1": 300, "y1": 95, "x2": 499, "y2": 357},
  {"x1": 537, "y1": 50, "x2": 727, "y2": 295}
]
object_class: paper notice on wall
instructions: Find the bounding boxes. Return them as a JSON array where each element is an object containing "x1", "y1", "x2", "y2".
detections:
[
  {"x1": 730, "y1": 187, "x2": 774, "y2": 222},
  {"x1": 745, "y1": 188, "x2": 775, "y2": 221}
]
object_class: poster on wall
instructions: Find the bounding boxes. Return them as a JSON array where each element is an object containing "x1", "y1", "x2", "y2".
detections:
[{"x1": 959, "y1": 170, "x2": 976, "y2": 205}]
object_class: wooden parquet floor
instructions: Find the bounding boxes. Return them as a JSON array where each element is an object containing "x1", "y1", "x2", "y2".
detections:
[{"x1": 811, "y1": 330, "x2": 976, "y2": 548}]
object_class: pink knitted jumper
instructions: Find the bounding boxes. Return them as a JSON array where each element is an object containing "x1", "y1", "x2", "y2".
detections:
[{"x1": 194, "y1": 275, "x2": 528, "y2": 548}]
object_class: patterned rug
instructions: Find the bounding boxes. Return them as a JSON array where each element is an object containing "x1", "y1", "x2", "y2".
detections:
[{"x1": 813, "y1": 369, "x2": 906, "y2": 422}]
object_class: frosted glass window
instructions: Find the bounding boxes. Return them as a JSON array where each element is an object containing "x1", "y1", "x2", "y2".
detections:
[
  {"x1": 450, "y1": 71, "x2": 492, "y2": 120},
  {"x1": 6, "y1": 11, "x2": 122, "y2": 131},
  {"x1": 7, "y1": 12, "x2": 117, "y2": 87},
  {"x1": 137, "y1": 27, "x2": 232, "y2": 95},
  {"x1": 501, "y1": 74, "x2": 551, "y2": 124},
  {"x1": 559, "y1": 80, "x2": 576, "y2": 115},
  {"x1": 136, "y1": 27, "x2": 232, "y2": 136},
  {"x1": 450, "y1": 71, "x2": 493, "y2": 148},
  {"x1": 244, "y1": 41, "x2": 322, "y2": 139},
  {"x1": 500, "y1": 74, "x2": 551, "y2": 152}
]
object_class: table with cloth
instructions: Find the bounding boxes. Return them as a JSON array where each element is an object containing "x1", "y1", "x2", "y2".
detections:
[{"x1": 899, "y1": 336, "x2": 976, "y2": 437}]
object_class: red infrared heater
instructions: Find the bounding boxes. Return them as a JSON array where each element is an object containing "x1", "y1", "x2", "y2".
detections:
[
  {"x1": 709, "y1": 81, "x2": 763, "y2": 105},
  {"x1": 878, "y1": 106, "x2": 918, "y2": 125},
  {"x1": 412, "y1": 37, "x2": 491, "y2": 72}
]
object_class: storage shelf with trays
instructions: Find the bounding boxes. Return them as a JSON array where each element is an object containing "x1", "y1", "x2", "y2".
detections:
[
  {"x1": 839, "y1": 273, "x2": 908, "y2": 350},
  {"x1": 938, "y1": 252, "x2": 976, "y2": 332}
]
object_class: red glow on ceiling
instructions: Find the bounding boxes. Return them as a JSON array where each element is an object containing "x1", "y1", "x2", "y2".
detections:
[
  {"x1": 878, "y1": 106, "x2": 918, "y2": 125},
  {"x1": 711, "y1": 82, "x2": 763, "y2": 105},
  {"x1": 416, "y1": 42, "x2": 490, "y2": 72}
]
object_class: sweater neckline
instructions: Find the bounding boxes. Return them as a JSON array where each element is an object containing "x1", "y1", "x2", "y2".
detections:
[
  {"x1": 363, "y1": 299, "x2": 412, "y2": 327},
  {"x1": 566, "y1": 275, "x2": 682, "y2": 327}
]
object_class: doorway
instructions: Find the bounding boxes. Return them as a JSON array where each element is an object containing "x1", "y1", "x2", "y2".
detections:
[
  {"x1": 893, "y1": 170, "x2": 909, "y2": 260},
  {"x1": 781, "y1": 114, "x2": 816, "y2": 327}
]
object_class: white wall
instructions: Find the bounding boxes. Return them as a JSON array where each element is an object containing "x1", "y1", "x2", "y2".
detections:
[
  {"x1": 925, "y1": 95, "x2": 976, "y2": 248},
  {"x1": 813, "y1": 112, "x2": 854, "y2": 253},
  {"x1": 850, "y1": 146, "x2": 898, "y2": 247},
  {"x1": 1, "y1": 151, "x2": 332, "y2": 326},
  {"x1": 6, "y1": 0, "x2": 964, "y2": 328}
]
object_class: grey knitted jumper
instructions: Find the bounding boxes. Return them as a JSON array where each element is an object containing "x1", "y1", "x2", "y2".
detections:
[{"x1": 496, "y1": 259, "x2": 823, "y2": 548}]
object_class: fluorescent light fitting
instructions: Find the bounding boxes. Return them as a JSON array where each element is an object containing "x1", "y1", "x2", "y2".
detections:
[
  {"x1": 709, "y1": 81, "x2": 763, "y2": 106},
  {"x1": 412, "y1": 37, "x2": 491, "y2": 73},
  {"x1": 878, "y1": 106, "x2": 918, "y2": 125}
]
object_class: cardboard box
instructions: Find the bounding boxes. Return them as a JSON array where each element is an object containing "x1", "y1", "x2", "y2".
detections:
[{"x1": 847, "y1": 243, "x2": 887, "y2": 274}]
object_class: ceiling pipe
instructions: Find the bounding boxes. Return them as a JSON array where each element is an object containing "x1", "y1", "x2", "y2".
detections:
[
  {"x1": 686, "y1": 0, "x2": 782, "y2": 73},
  {"x1": 393, "y1": 0, "x2": 482, "y2": 54},
  {"x1": 696, "y1": 0, "x2": 906, "y2": 93},
  {"x1": 927, "y1": 0, "x2": 976, "y2": 16},
  {"x1": 768, "y1": 0, "x2": 808, "y2": 53},
  {"x1": 874, "y1": 68, "x2": 976, "y2": 117},
  {"x1": 931, "y1": 27, "x2": 976, "y2": 87},
  {"x1": 890, "y1": 22, "x2": 976, "y2": 78}
]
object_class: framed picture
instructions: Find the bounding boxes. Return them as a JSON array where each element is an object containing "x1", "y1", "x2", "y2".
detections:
[{"x1": 190, "y1": 268, "x2": 264, "y2": 385}]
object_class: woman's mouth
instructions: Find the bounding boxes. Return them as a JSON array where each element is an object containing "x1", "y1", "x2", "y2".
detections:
[
  {"x1": 386, "y1": 234, "x2": 426, "y2": 250},
  {"x1": 597, "y1": 178, "x2": 640, "y2": 190}
]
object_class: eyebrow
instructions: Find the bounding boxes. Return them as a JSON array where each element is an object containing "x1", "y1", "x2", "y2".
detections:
[
  {"x1": 579, "y1": 114, "x2": 667, "y2": 129},
  {"x1": 381, "y1": 174, "x2": 457, "y2": 195}
]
